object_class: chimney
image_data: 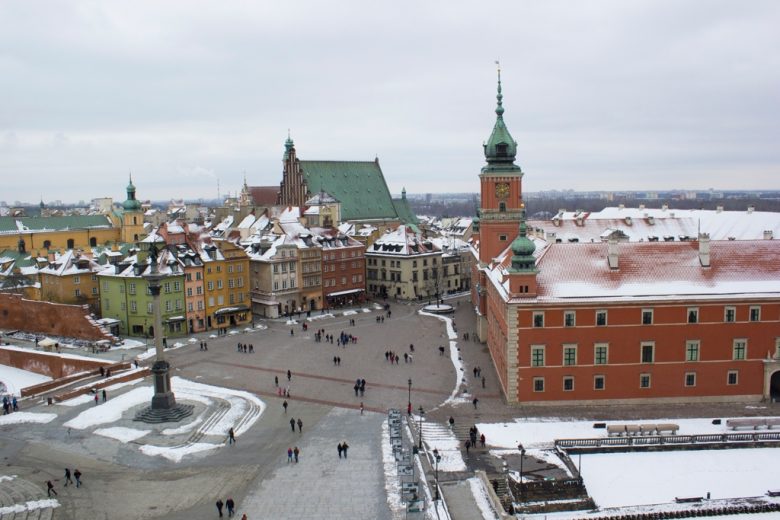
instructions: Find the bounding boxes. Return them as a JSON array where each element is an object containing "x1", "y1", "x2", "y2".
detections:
[
  {"x1": 639, "y1": 203, "x2": 645, "y2": 210},
  {"x1": 716, "y1": 205, "x2": 724, "y2": 213},
  {"x1": 747, "y1": 205, "x2": 755, "y2": 214},
  {"x1": 607, "y1": 239, "x2": 619, "y2": 270},
  {"x1": 625, "y1": 216, "x2": 632, "y2": 225},
  {"x1": 618, "y1": 203, "x2": 625, "y2": 210},
  {"x1": 662, "y1": 204, "x2": 669, "y2": 211},
  {"x1": 699, "y1": 233, "x2": 711, "y2": 267},
  {"x1": 764, "y1": 230, "x2": 773, "y2": 240}
]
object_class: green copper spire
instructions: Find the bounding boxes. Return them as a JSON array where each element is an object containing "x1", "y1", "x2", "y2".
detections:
[
  {"x1": 122, "y1": 174, "x2": 142, "y2": 211},
  {"x1": 484, "y1": 64, "x2": 518, "y2": 164},
  {"x1": 283, "y1": 130, "x2": 294, "y2": 160},
  {"x1": 509, "y1": 204, "x2": 536, "y2": 272}
]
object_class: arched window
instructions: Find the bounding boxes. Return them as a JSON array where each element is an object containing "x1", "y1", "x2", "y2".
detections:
[
  {"x1": 90, "y1": 237, "x2": 97, "y2": 247},
  {"x1": 133, "y1": 217, "x2": 137, "y2": 225},
  {"x1": 43, "y1": 240, "x2": 51, "y2": 250},
  {"x1": 499, "y1": 202, "x2": 506, "y2": 212},
  {"x1": 67, "y1": 238, "x2": 75, "y2": 249}
]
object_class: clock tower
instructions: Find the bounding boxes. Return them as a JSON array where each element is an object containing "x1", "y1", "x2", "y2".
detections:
[{"x1": 478, "y1": 67, "x2": 524, "y2": 265}]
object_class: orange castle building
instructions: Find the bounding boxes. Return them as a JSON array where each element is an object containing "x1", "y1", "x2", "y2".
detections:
[{"x1": 471, "y1": 72, "x2": 780, "y2": 405}]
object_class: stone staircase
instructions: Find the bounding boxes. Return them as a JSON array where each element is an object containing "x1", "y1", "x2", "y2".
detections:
[{"x1": 0, "y1": 476, "x2": 57, "y2": 520}]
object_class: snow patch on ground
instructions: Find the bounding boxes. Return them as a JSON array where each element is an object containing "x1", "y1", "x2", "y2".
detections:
[
  {"x1": 417, "y1": 311, "x2": 464, "y2": 409},
  {"x1": 0, "y1": 412, "x2": 57, "y2": 426},
  {"x1": 0, "y1": 499, "x2": 59, "y2": 515},
  {"x1": 468, "y1": 477, "x2": 499, "y2": 520},
  {"x1": 0, "y1": 475, "x2": 17, "y2": 482},
  {"x1": 0, "y1": 364, "x2": 52, "y2": 395},
  {"x1": 418, "y1": 419, "x2": 467, "y2": 472},
  {"x1": 380, "y1": 420, "x2": 405, "y2": 518},
  {"x1": 162, "y1": 416, "x2": 204, "y2": 435},
  {"x1": 94, "y1": 426, "x2": 149, "y2": 442},
  {"x1": 139, "y1": 442, "x2": 217, "y2": 463}
]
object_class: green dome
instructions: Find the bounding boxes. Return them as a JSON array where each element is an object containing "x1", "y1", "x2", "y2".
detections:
[
  {"x1": 123, "y1": 177, "x2": 142, "y2": 211},
  {"x1": 511, "y1": 233, "x2": 535, "y2": 257}
]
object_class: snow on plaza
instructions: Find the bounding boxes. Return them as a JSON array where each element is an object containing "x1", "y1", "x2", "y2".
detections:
[{"x1": 0, "y1": 309, "x2": 778, "y2": 519}]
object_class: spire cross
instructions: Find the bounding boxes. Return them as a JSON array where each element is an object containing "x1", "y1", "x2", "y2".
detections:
[{"x1": 495, "y1": 60, "x2": 504, "y2": 116}]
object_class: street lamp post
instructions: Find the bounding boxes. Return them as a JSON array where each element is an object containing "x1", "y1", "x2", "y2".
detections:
[
  {"x1": 433, "y1": 448, "x2": 442, "y2": 502},
  {"x1": 417, "y1": 406, "x2": 424, "y2": 450},
  {"x1": 407, "y1": 378, "x2": 412, "y2": 415},
  {"x1": 519, "y1": 445, "x2": 526, "y2": 500}
]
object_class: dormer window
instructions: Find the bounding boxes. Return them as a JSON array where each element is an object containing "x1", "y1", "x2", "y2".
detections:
[{"x1": 496, "y1": 143, "x2": 508, "y2": 157}]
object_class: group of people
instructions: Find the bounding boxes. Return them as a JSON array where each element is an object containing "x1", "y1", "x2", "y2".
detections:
[
  {"x1": 289, "y1": 417, "x2": 303, "y2": 433},
  {"x1": 332, "y1": 356, "x2": 342, "y2": 366},
  {"x1": 236, "y1": 343, "x2": 254, "y2": 353},
  {"x1": 215, "y1": 497, "x2": 247, "y2": 518},
  {"x1": 287, "y1": 446, "x2": 301, "y2": 463},
  {"x1": 337, "y1": 441, "x2": 350, "y2": 458},
  {"x1": 353, "y1": 378, "x2": 367, "y2": 396},
  {"x1": 472, "y1": 366, "x2": 487, "y2": 388},
  {"x1": 384, "y1": 351, "x2": 404, "y2": 364},
  {"x1": 2, "y1": 394, "x2": 18, "y2": 415},
  {"x1": 47, "y1": 468, "x2": 82, "y2": 496},
  {"x1": 464, "y1": 425, "x2": 486, "y2": 453}
]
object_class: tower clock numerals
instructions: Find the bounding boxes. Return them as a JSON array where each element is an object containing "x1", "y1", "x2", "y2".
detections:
[{"x1": 495, "y1": 182, "x2": 510, "y2": 199}]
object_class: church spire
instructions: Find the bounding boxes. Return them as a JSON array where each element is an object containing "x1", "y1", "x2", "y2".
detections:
[
  {"x1": 483, "y1": 63, "x2": 518, "y2": 165},
  {"x1": 495, "y1": 61, "x2": 504, "y2": 118}
]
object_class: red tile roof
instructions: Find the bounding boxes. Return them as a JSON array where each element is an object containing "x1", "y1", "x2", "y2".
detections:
[{"x1": 248, "y1": 186, "x2": 279, "y2": 206}]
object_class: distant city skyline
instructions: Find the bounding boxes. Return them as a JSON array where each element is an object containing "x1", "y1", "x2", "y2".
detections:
[{"x1": 2, "y1": 1, "x2": 779, "y2": 203}]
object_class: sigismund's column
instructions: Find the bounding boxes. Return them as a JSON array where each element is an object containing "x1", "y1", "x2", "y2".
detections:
[{"x1": 134, "y1": 245, "x2": 193, "y2": 423}]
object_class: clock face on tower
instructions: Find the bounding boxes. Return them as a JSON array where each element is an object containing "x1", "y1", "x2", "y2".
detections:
[{"x1": 495, "y1": 182, "x2": 510, "y2": 199}]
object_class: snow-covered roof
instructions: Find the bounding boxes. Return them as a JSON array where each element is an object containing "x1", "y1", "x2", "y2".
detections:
[
  {"x1": 367, "y1": 225, "x2": 439, "y2": 257},
  {"x1": 533, "y1": 206, "x2": 780, "y2": 243},
  {"x1": 486, "y1": 239, "x2": 780, "y2": 304}
]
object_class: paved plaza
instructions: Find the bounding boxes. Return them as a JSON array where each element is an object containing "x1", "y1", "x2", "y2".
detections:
[{"x1": 2, "y1": 296, "x2": 779, "y2": 520}]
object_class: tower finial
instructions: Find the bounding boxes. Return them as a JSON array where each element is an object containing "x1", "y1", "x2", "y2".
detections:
[{"x1": 495, "y1": 60, "x2": 504, "y2": 117}]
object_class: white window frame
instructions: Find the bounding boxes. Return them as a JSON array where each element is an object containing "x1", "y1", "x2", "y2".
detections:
[
  {"x1": 532, "y1": 311, "x2": 544, "y2": 328},
  {"x1": 685, "y1": 340, "x2": 700, "y2": 362},
  {"x1": 562, "y1": 376, "x2": 574, "y2": 392},
  {"x1": 595, "y1": 310, "x2": 607, "y2": 326},
  {"x1": 564, "y1": 310, "x2": 576, "y2": 327},
  {"x1": 749, "y1": 306, "x2": 761, "y2": 322},
  {"x1": 727, "y1": 370, "x2": 738, "y2": 386},
  {"x1": 724, "y1": 306, "x2": 736, "y2": 323},
  {"x1": 533, "y1": 377, "x2": 545, "y2": 393},
  {"x1": 562, "y1": 344, "x2": 577, "y2": 366},
  {"x1": 640, "y1": 373, "x2": 651, "y2": 389},
  {"x1": 641, "y1": 342, "x2": 655, "y2": 364},
  {"x1": 531, "y1": 345, "x2": 545, "y2": 367},
  {"x1": 732, "y1": 339, "x2": 747, "y2": 360},
  {"x1": 684, "y1": 372, "x2": 697, "y2": 387},
  {"x1": 594, "y1": 343, "x2": 609, "y2": 365},
  {"x1": 687, "y1": 307, "x2": 699, "y2": 324},
  {"x1": 641, "y1": 308, "x2": 653, "y2": 325},
  {"x1": 594, "y1": 375, "x2": 605, "y2": 391}
]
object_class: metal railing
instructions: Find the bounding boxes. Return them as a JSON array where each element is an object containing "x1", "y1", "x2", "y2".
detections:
[{"x1": 555, "y1": 431, "x2": 780, "y2": 449}]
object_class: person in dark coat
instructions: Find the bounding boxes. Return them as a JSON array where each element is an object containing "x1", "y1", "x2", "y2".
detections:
[
  {"x1": 216, "y1": 499, "x2": 224, "y2": 517},
  {"x1": 290, "y1": 418, "x2": 296, "y2": 432},
  {"x1": 297, "y1": 418, "x2": 302, "y2": 433},
  {"x1": 73, "y1": 468, "x2": 82, "y2": 487},
  {"x1": 46, "y1": 480, "x2": 57, "y2": 496},
  {"x1": 293, "y1": 446, "x2": 300, "y2": 462},
  {"x1": 282, "y1": 400, "x2": 288, "y2": 413},
  {"x1": 64, "y1": 468, "x2": 72, "y2": 486},
  {"x1": 226, "y1": 497, "x2": 235, "y2": 517},
  {"x1": 337, "y1": 442, "x2": 343, "y2": 458},
  {"x1": 342, "y1": 441, "x2": 349, "y2": 459}
]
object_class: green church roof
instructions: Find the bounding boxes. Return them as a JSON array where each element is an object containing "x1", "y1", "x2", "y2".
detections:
[{"x1": 300, "y1": 160, "x2": 405, "y2": 222}]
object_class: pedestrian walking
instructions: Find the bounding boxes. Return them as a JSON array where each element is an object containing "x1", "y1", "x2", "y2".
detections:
[
  {"x1": 64, "y1": 468, "x2": 72, "y2": 486},
  {"x1": 228, "y1": 427, "x2": 236, "y2": 445},
  {"x1": 12, "y1": 396, "x2": 18, "y2": 411},
  {"x1": 482, "y1": 376, "x2": 486, "y2": 389},
  {"x1": 449, "y1": 416, "x2": 455, "y2": 428},
  {"x1": 480, "y1": 433, "x2": 486, "y2": 447},
  {"x1": 293, "y1": 446, "x2": 300, "y2": 462},
  {"x1": 360, "y1": 402, "x2": 364, "y2": 415},
  {"x1": 73, "y1": 468, "x2": 82, "y2": 487},
  {"x1": 297, "y1": 418, "x2": 302, "y2": 433},
  {"x1": 274, "y1": 375, "x2": 279, "y2": 387},
  {"x1": 472, "y1": 397, "x2": 479, "y2": 409},
  {"x1": 342, "y1": 441, "x2": 349, "y2": 459},
  {"x1": 290, "y1": 418, "x2": 296, "y2": 432},
  {"x1": 337, "y1": 442, "x2": 343, "y2": 458},
  {"x1": 46, "y1": 480, "x2": 57, "y2": 497},
  {"x1": 287, "y1": 369, "x2": 292, "y2": 382},
  {"x1": 226, "y1": 497, "x2": 235, "y2": 517},
  {"x1": 287, "y1": 447, "x2": 293, "y2": 463},
  {"x1": 216, "y1": 499, "x2": 224, "y2": 517},
  {"x1": 282, "y1": 400, "x2": 288, "y2": 413},
  {"x1": 102, "y1": 389, "x2": 107, "y2": 402},
  {"x1": 465, "y1": 439, "x2": 471, "y2": 454},
  {"x1": 94, "y1": 393, "x2": 99, "y2": 406}
]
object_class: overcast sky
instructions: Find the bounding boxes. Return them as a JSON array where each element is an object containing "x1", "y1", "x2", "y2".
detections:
[{"x1": 1, "y1": 1, "x2": 779, "y2": 204}]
